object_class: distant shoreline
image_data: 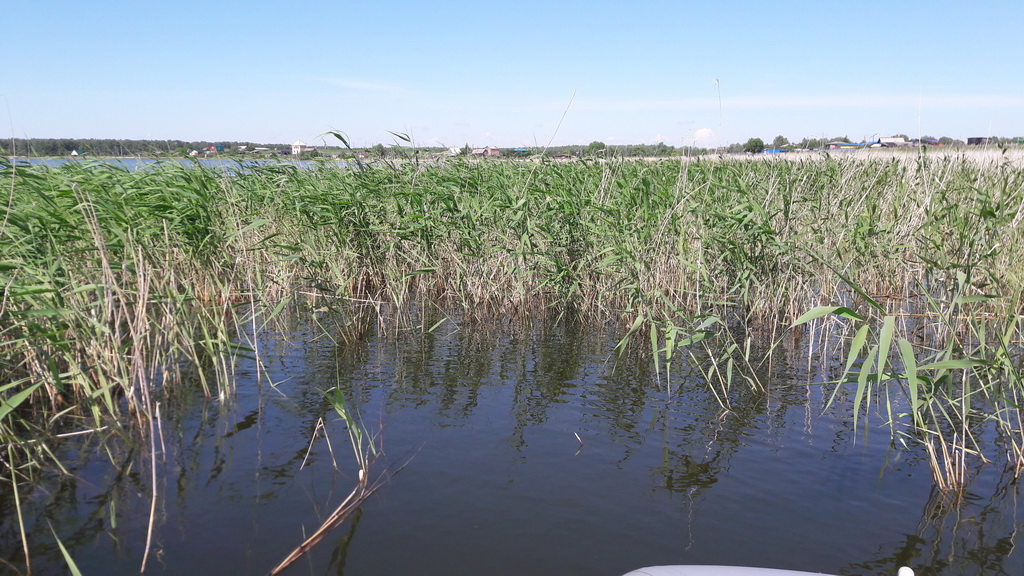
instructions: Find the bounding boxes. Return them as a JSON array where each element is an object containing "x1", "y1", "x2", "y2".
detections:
[{"x1": 7, "y1": 146, "x2": 1023, "y2": 168}]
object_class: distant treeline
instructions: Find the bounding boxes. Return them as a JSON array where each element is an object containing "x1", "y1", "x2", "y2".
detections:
[
  {"x1": 2, "y1": 138, "x2": 287, "y2": 157},
  {"x1": 8, "y1": 136, "x2": 1021, "y2": 160},
  {"x1": 2, "y1": 138, "x2": 700, "y2": 158}
]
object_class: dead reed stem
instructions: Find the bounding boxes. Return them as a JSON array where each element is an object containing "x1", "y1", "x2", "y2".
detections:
[
  {"x1": 267, "y1": 468, "x2": 384, "y2": 576},
  {"x1": 141, "y1": 400, "x2": 162, "y2": 573}
]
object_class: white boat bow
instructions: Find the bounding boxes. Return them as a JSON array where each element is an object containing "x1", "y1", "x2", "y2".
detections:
[{"x1": 623, "y1": 566, "x2": 914, "y2": 576}]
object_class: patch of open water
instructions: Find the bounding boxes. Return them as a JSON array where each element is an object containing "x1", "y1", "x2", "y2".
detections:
[{"x1": 2, "y1": 316, "x2": 1021, "y2": 575}]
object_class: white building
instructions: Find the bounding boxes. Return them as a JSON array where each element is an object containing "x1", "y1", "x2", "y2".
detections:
[{"x1": 878, "y1": 137, "x2": 910, "y2": 147}]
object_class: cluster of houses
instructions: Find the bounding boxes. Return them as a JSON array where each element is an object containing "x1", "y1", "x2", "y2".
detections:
[
  {"x1": 820, "y1": 136, "x2": 997, "y2": 151},
  {"x1": 446, "y1": 146, "x2": 502, "y2": 157},
  {"x1": 182, "y1": 136, "x2": 1009, "y2": 159},
  {"x1": 188, "y1": 144, "x2": 228, "y2": 156},
  {"x1": 194, "y1": 141, "x2": 516, "y2": 158},
  {"x1": 764, "y1": 136, "x2": 995, "y2": 154},
  {"x1": 188, "y1": 140, "x2": 313, "y2": 157},
  {"x1": 820, "y1": 136, "x2": 923, "y2": 150}
]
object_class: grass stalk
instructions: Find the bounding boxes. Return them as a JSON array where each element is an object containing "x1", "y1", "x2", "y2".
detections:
[{"x1": 269, "y1": 387, "x2": 385, "y2": 575}]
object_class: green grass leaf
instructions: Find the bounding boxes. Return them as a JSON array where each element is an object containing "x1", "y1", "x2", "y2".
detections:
[
  {"x1": 48, "y1": 522, "x2": 84, "y2": 576},
  {"x1": 792, "y1": 305, "x2": 866, "y2": 326}
]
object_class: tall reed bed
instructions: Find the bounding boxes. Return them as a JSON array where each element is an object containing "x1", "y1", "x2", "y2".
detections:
[{"x1": 1, "y1": 150, "x2": 1023, "y2": 493}]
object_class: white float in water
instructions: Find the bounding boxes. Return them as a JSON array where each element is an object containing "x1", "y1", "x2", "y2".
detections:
[{"x1": 622, "y1": 566, "x2": 914, "y2": 576}]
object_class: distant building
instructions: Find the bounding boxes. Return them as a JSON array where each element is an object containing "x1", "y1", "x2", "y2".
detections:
[
  {"x1": 471, "y1": 147, "x2": 502, "y2": 157},
  {"x1": 291, "y1": 140, "x2": 309, "y2": 155},
  {"x1": 879, "y1": 137, "x2": 910, "y2": 147},
  {"x1": 967, "y1": 137, "x2": 997, "y2": 146}
]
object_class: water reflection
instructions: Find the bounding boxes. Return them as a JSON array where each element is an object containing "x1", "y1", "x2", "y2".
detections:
[
  {"x1": 847, "y1": 470, "x2": 1021, "y2": 576},
  {"x1": 6, "y1": 156, "x2": 350, "y2": 172},
  {"x1": 1, "y1": 311, "x2": 1021, "y2": 575}
]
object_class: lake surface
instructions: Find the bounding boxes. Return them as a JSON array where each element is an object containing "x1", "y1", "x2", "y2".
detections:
[
  {"x1": 3, "y1": 313, "x2": 1021, "y2": 575},
  {"x1": 5, "y1": 156, "x2": 349, "y2": 171}
]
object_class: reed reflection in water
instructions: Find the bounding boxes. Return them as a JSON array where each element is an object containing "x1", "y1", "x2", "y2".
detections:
[{"x1": 2, "y1": 313, "x2": 1021, "y2": 575}]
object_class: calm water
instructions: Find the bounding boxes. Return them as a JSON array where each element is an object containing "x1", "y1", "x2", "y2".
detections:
[
  {"x1": 6, "y1": 156, "x2": 349, "y2": 170},
  {"x1": 3, "y1": 313, "x2": 1021, "y2": 575}
]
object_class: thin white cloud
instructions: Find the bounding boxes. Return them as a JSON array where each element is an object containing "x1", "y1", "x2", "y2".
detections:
[
  {"x1": 724, "y1": 94, "x2": 1024, "y2": 109},
  {"x1": 693, "y1": 128, "x2": 716, "y2": 147},
  {"x1": 571, "y1": 93, "x2": 1024, "y2": 112},
  {"x1": 572, "y1": 98, "x2": 714, "y2": 112},
  {"x1": 313, "y1": 77, "x2": 407, "y2": 93}
]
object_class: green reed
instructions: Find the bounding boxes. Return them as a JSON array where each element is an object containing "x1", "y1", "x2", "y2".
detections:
[{"x1": 1, "y1": 150, "x2": 1023, "y2": 494}]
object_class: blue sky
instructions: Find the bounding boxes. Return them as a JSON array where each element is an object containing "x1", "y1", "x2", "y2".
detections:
[{"x1": 5, "y1": 1, "x2": 1022, "y2": 148}]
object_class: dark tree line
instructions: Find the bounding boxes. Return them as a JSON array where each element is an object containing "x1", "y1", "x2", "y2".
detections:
[
  {"x1": 1, "y1": 138, "x2": 287, "y2": 157},
  {"x1": 536, "y1": 142, "x2": 708, "y2": 158},
  {"x1": 9, "y1": 135, "x2": 1019, "y2": 160}
]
